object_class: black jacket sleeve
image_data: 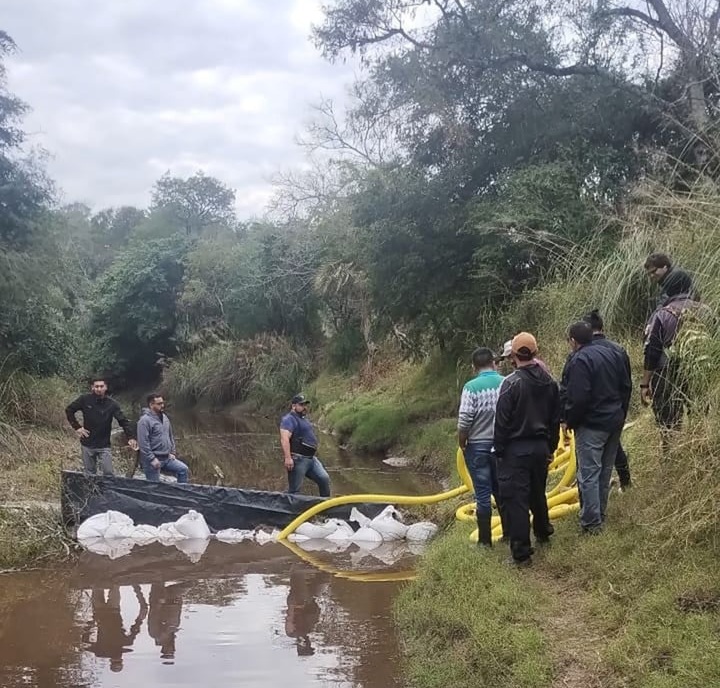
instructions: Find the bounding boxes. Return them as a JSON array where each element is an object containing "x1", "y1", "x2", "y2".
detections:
[
  {"x1": 493, "y1": 380, "x2": 516, "y2": 459},
  {"x1": 564, "y1": 355, "x2": 593, "y2": 430},
  {"x1": 558, "y1": 354, "x2": 572, "y2": 423},
  {"x1": 65, "y1": 396, "x2": 83, "y2": 430},
  {"x1": 620, "y1": 349, "x2": 632, "y2": 416},
  {"x1": 112, "y1": 401, "x2": 135, "y2": 439},
  {"x1": 548, "y1": 382, "x2": 561, "y2": 456},
  {"x1": 643, "y1": 315, "x2": 665, "y2": 371}
]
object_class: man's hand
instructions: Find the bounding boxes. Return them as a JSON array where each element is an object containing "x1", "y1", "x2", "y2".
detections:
[
  {"x1": 128, "y1": 439, "x2": 138, "y2": 451},
  {"x1": 640, "y1": 385, "x2": 652, "y2": 407},
  {"x1": 75, "y1": 427, "x2": 90, "y2": 439},
  {"x1": 560, "y1": 422, "x2": 569, "y2": 438},
  {"x1": 151, "y1": 458, "x2": 161, "y2": 469},
  {"x1": 284, "y1": 456, "x2": 294, "y2": 471},
  {"x1": 169, "y1": 453, "x2": 176, "y2": 461}
]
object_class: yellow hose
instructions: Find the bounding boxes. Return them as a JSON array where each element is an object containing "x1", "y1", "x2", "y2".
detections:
[{"x1": 278, "y1": 431, "x2": 581, "y2": 550}]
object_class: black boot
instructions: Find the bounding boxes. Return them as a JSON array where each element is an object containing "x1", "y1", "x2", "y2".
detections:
[{"x1": 477, "y1": 513, "x2": 492, "y2": 548}]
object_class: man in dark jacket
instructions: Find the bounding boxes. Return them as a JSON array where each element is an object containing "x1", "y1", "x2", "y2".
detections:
[
  {"x1": 584, "y1": 310, "x2": 632, "y2": 490},
  {"x1": 494, "y1": 332, "x2": 560, "y2": 567},
  {"x1": 65, "y1": 378, "x2": 137, "y2": 476},
  {"x1": 644, "y1": 252, "x2": 697, "y2": 307},
  {"x1": 564, "y1": 321, "x2": 631, "y2": 534}
]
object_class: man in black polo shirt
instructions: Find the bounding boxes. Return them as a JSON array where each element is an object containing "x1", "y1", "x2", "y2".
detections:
[{"x1": 65, "y1": 377, "x2": 137, "y2": 476}]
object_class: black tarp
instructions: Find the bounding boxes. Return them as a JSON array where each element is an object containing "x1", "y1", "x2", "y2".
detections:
[{"x1": 61, "y1": 471, "x2": 388, "y2": 532}]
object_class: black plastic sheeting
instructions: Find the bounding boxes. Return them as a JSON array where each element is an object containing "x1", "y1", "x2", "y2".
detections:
[{"x1": 61, "y1": 470, "x2": 389, "y2": 532}]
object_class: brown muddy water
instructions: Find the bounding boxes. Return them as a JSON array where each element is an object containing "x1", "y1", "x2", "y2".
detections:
[{"x1": 0, "y1": 412, "x2": 440, "y2": 688}]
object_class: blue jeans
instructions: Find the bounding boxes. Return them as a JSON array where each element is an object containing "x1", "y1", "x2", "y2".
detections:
[
  {"x1": 143, "y1": 455, "x2": 189, "y2": 484},
  {"x1": 463, "y1": 441, "x2": 499, "y2": 516},
  {"x1": 287, "y1": 455, "x2": 331, "y2": 497},
  {"x1": 575, "y1": 426, "x2": 622, "y2": 529}
]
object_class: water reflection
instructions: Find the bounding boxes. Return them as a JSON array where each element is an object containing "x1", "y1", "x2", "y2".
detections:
[
  {"x1": 82, "y1": 586, "x2": 146, "y2": 671},
  {"x1": 0, "y1": 542, "x2": 410, "y2": 688}
]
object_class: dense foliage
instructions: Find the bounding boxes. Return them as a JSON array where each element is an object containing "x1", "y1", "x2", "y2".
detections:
[{"x1": 1, "y1": 0, "x2": 719, "y2": 398}]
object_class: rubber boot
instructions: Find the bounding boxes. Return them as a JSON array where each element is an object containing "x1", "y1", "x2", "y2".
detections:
[{"x1": 477, "y1": 513, "x2": 492, "y2": 548}]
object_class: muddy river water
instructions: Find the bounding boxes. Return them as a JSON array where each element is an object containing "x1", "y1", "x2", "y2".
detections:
[{"x1": 0, "y1": 412, "x2": 440, "y2": 688}]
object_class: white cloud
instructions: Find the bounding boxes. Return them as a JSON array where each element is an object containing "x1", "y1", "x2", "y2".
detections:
[{"x1": 3, "y1": 0, "x2": 355, "y2": 217}]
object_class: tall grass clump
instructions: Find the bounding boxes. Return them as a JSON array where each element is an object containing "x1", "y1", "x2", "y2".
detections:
[{"x1": 162, "y1": 334, "x2": 313, "y2": 409}]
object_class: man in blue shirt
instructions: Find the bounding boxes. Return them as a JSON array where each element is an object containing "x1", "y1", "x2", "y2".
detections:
[{"x1": 279, "y1": 394, "x2": 331, "y2": 497}]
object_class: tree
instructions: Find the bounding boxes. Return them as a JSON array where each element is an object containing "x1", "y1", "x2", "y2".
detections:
[
  {"x1": 89, "y1": 237, "x2": 189, "y2": 386},
  {"x1": 150, "y1": 171, "x2": 237, "y2": 235},
  {"x1": 314, "y1": 0, "x2": 720, "y2": 136}
]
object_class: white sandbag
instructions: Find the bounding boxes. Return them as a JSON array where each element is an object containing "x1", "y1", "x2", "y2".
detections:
[
  {"x1": 104, "y1": 522, "x2": 137, "y2": 540},
  {"x1": 215, "y1": 528, "x2": 255, "y2": 543},
  {"x1": 77, "y1": 510, "x2": 133, "y2": 539},
  {"x1": 130, "y1": 524, "x2": 160, "y2": 545},
  {"x1": 254, "y1": 529, "x2": 280, "y2": 545},
  {"x1": 368, "y1": 505, "x2": 409, "y2": 542},
  {"x1": 326, "y1": 520, "x2": 355, "y2": 541},
  {"x1": 349, "y1": 507, "x2": 372, "y2": 528},
  {"x1": 297, "y1": 538, "x2": 351, "y2": 553},
  {"x1": 295, "y1": 520, "x2": 339, "y2": 539},
  {"x1": 407, "y1": 540, "x2": 429, "y2": 556},
  {"x1": 287, "y1": 533, "x2": 311, "y2": 542},
  {"x1": 406, "y1": 521, "x2": 439, "y2": 541},
  {"x1": 174, "y1": 538, "x2": 209, "y2": 563},
  {"x1": 157, "y1": 522, "x2": 188, "y2": 543},
  {"x1": 352, "y1": 525, "x2": 383, "y2": 543},
  {"x1": 79, "y1": 536, "x2": 135, "y2": 560},
  {"x1": 174, "y1": 510, "x2": 211, "y2": 540}
]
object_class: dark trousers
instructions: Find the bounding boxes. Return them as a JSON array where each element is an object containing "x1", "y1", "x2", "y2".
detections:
[
  {"x1": 497, "y1": 443, "x2": 552, "y2": 562},
  {"x1": 652, "y1": 364, "x2": 685, "y2": 454},
  {"x1": 614, "y1": 444, "x2": 631, "y2": 487}
]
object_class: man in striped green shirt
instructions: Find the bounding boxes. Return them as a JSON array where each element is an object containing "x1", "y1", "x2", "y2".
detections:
[{"x1": 458, "y1": 347, "x2": 505, "y2": 547}]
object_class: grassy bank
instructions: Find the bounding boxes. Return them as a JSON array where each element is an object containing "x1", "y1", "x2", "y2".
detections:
[
  {"x1": 312, "y1": 182, "x2": 720, "y2": 687},
  {"x1": 0, "y1": 373, "x2": 81, "y2": 570}
]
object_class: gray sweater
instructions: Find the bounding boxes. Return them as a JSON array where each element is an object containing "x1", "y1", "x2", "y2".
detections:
[{"x1": 137, "y1": 407, "x2": 176, "y2": 464}]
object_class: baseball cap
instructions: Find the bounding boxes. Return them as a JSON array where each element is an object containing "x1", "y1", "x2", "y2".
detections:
[
  {"x1": 511, "y1": 332, "x2": 538, "y2": 357},
  {"x1": 291, "y1": 393, "x2": 311, "y2": 405}
]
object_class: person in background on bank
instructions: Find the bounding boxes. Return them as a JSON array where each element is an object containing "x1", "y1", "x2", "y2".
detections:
[
  {"x1": 65, "y1": 378, "x2": 138, "y2": 477},
  {"x1": 136, "y1": 394, "x2": 190, "y2": 483},
  {"x1": 500, "y1": 338, "x2": 553, "y2": 377},
  {"x1": 584, "y1": 310, "x2": 632, "y2": 490},
  {"x1": 494, "y1": 333, "x2": 559, "y2": 567},
  {"x1": 644, "y1": 252, "x2": 697, "y2": 307},
  {"x1": 280, "y1": 394, "x2": 331, "y2": 497},
  {"x1": 458, "y1": 347, "x2": 506, "y2": 548},
  {"x1": 641, "y1": 279, "x2": 703, "y2": 450},
  {"x1": 564, "y1": 321, "x2": 631, "y2": 535}
]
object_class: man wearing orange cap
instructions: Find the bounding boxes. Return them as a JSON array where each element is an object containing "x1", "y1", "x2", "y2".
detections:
[{"x1": 494, "y1": 332, "x2": 560, "y2": 567}]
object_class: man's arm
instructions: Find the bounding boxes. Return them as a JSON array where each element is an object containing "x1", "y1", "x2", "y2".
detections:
[
  {"x1": 642, "y1": 313, "x2": 665, "y2": 405},
  {"x1": 280, "y1": 429, "x2": 294, "y2": 470},
  {"x1": 620, "y1": 349, "x2": 633, "y2": 416},
  {"x1": 65, "y1": 396, "x2": 89, "y2": 439},
  {"x1": 564, "y1": 356, "x2": 592, "y2": 429},
  {"x1": 168, "y1": 419, "x2": 176, "y2": 456},
  {"x1": 457, "y1": 387, "x2": 477, "y2": 450},
  {"x1": 112, "y1": 402, "x2": 138, "y2": 450},
  {"x1": 136, "y1": 418, "x2": 156, "y2": 466},
  {"x1": 493, "y1": 380, "x2": 515, "y2": 459},
  {"x1": 548, "y1": 383, "x2": 561, "y2": 456}
]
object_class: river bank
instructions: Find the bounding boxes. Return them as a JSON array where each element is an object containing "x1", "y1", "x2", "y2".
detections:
[{"x1": 311, "y1": 354, "x2": 720, "y2": 688}]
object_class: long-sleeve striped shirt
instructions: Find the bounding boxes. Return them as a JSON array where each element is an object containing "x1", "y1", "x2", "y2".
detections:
[{"x1": 457, "y1": 370, "x2": 504, "y2": 443}]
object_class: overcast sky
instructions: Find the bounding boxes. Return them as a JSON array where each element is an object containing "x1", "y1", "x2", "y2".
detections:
[{"x1": 4, "y1": 0, "x2": 355, "y2": 218}]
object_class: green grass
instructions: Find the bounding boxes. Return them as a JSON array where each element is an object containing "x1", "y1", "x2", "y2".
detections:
[{"x1": 395, "y1": 527, "x2": 552, "y2": 688}]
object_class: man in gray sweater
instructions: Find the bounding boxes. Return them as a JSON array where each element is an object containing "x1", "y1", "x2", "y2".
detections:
[{"x1": 136, "y1": 393, "x2": 189, "y2": 483}]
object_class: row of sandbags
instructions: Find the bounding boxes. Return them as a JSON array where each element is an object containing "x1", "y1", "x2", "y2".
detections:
[{"x1": 76, "y1": 505, "x2": 439, "y2": 552}]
